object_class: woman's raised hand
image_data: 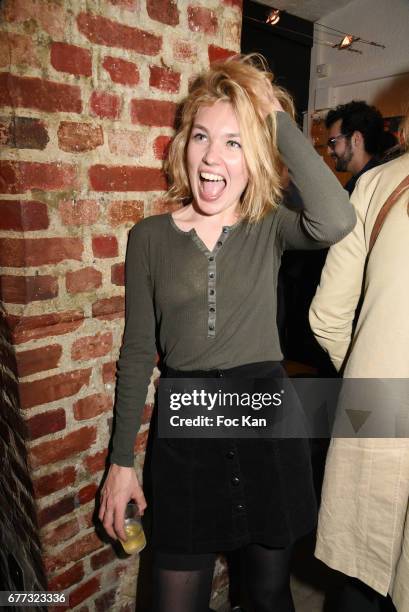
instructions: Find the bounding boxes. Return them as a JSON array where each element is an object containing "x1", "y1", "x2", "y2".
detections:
[
  {"x1": 98, "y1": 464, "x2": 147, "y2": 541},
  {"x1": 259, "y1": 80, "x2": 285, "y2": 117}
]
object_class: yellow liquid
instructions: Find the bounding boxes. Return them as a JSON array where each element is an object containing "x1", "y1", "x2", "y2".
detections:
[{"x1": 121, "y1": 519, "x2": 146, "y2": 554}]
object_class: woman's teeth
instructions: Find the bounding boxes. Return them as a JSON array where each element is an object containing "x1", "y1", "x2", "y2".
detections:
[
  {"x1": 199, "y1": 171, "x2": 226, "y2": 198},
  {"x1": 200, "y1": 172, "x2": 225, "y2": 182}
]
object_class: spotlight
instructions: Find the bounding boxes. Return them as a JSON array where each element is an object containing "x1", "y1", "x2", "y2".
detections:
[
  {"x1": 339, "y1": 34, "x2": 354, "y2": 49},
  {"x1": 337, "y1": 34, "x2": 359, "y2": 49},
  {"x1": 266, "y1": 9, "x2": 281, "y2": 25},
  {"x1": 331, "y1": 34, "x2": 362, "y2": 53}
]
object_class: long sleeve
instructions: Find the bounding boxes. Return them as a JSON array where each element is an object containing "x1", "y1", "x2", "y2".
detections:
[
  {"x1": 275, "y1": 112, "x2": 356, "y2": 249},
  {"x1": 309, "y1": 179, "x2": 367, "y2": 371},
  {"x1": 110, "y1": 222, "x2": 157, "y2": 467}
]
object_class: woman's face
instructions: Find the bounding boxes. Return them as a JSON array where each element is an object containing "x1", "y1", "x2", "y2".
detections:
[{"x1": 186, "y1": 100, "x2": 249, "y2": 218}]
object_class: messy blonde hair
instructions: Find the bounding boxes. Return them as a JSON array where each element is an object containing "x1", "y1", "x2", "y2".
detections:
[{"x1": 165, "y1": 54, "x2": 295, "y2": 223}]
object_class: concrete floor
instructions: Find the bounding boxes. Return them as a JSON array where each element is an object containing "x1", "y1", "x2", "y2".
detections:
[{"x1": 291, "y1": 574, "x2": 325, "y2": 612}]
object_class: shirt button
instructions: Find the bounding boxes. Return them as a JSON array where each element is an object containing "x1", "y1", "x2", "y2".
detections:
[
  {"x1": 209, "y1": 307, "x2": 215, "y2": 313},
  {"x1": 209, "y1": 272, "x2": 215, "y2": 279},
  {"x1": 217, "y1": 241, "x2": 223, "y2": 247},
  {"x1": 209, "y1": 324, "x2": 215, "y2": 331},
  {"x1": 231, "y1": 476, "x2": 240, "y2": 486},
  {"x1": 222, "y1": 228, "x2": 229, "y2": 234},
  {"x1": 236, "y1": 503, "x2": 245, "y2": 512},
  {"x1": 226, "y1": 450, "x2": 235, "y2": 459},
  {"x1": 208, "y1": 256, "x2": 214, "y2": 262},
  {"x1": 209, "y1": 289, "x2": 215, "y2": 296}
]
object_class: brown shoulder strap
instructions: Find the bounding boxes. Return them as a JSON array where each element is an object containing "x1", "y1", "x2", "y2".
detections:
[{"x1": 368, "y1": 174, "x2": 409, "y2": 253}]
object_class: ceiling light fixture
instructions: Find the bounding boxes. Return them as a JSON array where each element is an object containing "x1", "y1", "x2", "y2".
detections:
[
  {"x1": 331, "y1": 34, "x2": 362, "y2": 53},
  {"x1": 266, "y1": 9, "x2": 281, "y2": 25},
  {"x1": 255, "y1": 10, "x2": 386, "y2": 54},
  {"x1": 318, "y1": 23, "x2": 385, "y2": 51},
  {"x1": 338, "y1": 34, "x2": 355, "y2": 49}
]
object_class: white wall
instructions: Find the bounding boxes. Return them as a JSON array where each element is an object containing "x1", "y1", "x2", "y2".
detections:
[{"x1": 308, "y1": 0, "x2": 409, "y2": 118}]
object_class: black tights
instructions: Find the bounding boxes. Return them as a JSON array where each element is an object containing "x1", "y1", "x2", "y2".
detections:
[{"x1": 152, "y1": 544, "x2": 295, "y2": 612}]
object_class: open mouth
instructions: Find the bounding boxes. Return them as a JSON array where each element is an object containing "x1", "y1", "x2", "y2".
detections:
[{"x1": 199, "y1": 171, "x2": 226, "y2": 200}]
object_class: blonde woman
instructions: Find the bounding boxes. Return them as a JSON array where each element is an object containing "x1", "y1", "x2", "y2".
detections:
[
  {"x1": 310, "y1": 112, "x2": 409, "y2": 611},
  {"x1": 99, "y1": 55, "x2": 355, "y2": 612}
]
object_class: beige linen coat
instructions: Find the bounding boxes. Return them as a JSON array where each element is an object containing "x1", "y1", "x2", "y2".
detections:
[{"x1": 309, "y1": 152, "x2": 409, "y2": 611}]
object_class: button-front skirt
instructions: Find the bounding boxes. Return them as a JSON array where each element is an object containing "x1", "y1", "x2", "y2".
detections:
[{"x1": 150, "y1": 362, "x2": 317, "y2": 553}]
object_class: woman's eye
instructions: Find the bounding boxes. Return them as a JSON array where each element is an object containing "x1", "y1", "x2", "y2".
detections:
[
  {"x1": 193, "y1": 133, "x2": 206, "y2": 142},
  {"x1": 227, "y1": 140, "x2": 241, "y2": 149}
]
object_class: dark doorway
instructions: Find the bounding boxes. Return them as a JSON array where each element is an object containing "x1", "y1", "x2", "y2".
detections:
[
  {"x1": 241, "y1": 0, "x2": 336, "y2": 377},
  {"x1": 241, "y1": 0, "x2": 313, "y2": 119}
]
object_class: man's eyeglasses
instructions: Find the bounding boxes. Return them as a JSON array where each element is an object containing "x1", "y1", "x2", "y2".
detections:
[{"x1": 327, "y1": 133, "x2": 349, "y2": 150}]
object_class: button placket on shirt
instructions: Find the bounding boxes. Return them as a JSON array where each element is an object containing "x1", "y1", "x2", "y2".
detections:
[{"x1": 207, "y1": 227, "x2": 230, "y2": 338}]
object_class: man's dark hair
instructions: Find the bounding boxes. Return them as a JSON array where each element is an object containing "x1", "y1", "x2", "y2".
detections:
[{"x1": 325, "y1": 101, "x2": 384, "y2": 155}]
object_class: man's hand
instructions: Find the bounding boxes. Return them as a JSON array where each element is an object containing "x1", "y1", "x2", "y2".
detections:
[{"x1": 98, "y1": 464, "x2": 147, "y2": 541}]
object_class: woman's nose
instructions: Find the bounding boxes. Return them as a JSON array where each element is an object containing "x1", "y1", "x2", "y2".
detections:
[{"x1": 203, "y1": 141, "x2": 220, "y2": 165}]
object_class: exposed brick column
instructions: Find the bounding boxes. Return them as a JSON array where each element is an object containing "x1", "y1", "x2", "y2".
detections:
[
  {"x1": 0, "y1": 0, "x2": 242, "y2": 609},
  {"x1": 0, "y1": 305, "x2": 47, "y2": 595}
]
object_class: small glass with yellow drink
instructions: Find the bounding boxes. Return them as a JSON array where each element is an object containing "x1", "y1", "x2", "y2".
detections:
[{"x1": 120, "y1": 502, "x2": 146, "y2": 555}]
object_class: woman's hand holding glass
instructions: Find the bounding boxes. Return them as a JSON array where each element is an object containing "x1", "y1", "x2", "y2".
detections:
[{"x1": 98, "y1": 463, "x2": 147, "y2": 542}]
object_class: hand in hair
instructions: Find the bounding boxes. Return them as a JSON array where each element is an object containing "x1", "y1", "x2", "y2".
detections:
[{"x1": 259, "y1": 80, "x2": 285, "y2": 117}]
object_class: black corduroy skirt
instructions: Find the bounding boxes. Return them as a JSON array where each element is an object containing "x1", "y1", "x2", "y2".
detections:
[{"x1": 150, "y1": 361, "x2": 317, "y2": 554}]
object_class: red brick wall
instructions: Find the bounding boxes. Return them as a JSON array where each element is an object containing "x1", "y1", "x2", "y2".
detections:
[
  {"x1": 0, "y1": 1, "x2": 242, "y2": 609},
  {"x1": 0, "y1": 305, "x2": 47, "y2": 595}
]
